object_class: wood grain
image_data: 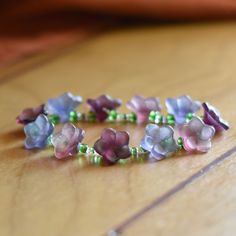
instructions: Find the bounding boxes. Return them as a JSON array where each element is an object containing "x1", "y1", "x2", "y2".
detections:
[{"x1": 0, "y1": 21, "x2": 236, "y2": 236}]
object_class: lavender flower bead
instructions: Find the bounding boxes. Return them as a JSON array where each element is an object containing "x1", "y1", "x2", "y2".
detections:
[
  {"x1": 94, "y1": 128, "x2": 131, "y2": 165},
  {"x1": 24, "y1": 114, "x2": 54, "y2": 149},
  {"x1": 127, "y1": 96, "x2": 162, "y2": 123},
  {"x1": 51, "y1": 123, "x2": 85, "y2": 159},
  {"x1": 202, "y1": 102, "x2": 229, "y2": 132},
  {"x1": 16, "y1": 104, "x2": 44, "y2": 125},
  {"x1": 140, "y1": 124, "x2": 178, "y2": 160},
  {"x1": 166, "y1": 95, "x2": 201, "y2": 124},
  {"x1": 44, "y1": 92, "x2": 82, "y2": 122},
  {"x1": 87, "y1": 95, "x2": 122, "y2": 122},
  {"x1": 179, "y1": 116, "x2": 215, "y2": 152}
]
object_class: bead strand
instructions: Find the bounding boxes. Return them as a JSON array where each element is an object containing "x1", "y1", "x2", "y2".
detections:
[{"x1": 18, "y1": 93, "x2": 229, "y2": 166}]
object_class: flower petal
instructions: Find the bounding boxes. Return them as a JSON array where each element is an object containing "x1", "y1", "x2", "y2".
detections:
[
  {"x1": 101, "y1": 128, "x2": 116, "y2": 146},
  {"x1": 200, "y1": 125, "x2": 215, "y2": 141},
  {"x1": 150, "y1": 144, "x2": 166, "y2": 160},
  {"x1": 115, "y1": 145, "x2": 131, "y2": 159},
  {"x1": 166, "y1": 98, "x2": 178, "y2": 115},
  {"x1": 140, "y1": 136, "x2": 154, "y2": 152},
  {"x1": 145, "y1": 124, "x2": 160, "y2": 138},
  {"x1": 158, "y1": 125, "x2": 174, "y2": 141},
  {"x1": 189, "y1": 116, "x2": 204, "y2": 133},
  {"x1": 145, "y1": 97, "x2": 162, "y2": 111},
  {"x1": 183, "y1": 137, "x2": 197, "y2": 152},
  {"x1": 197, "y1": 140, "x2": 212, "y2": 152},
  {"x1": 115, "y1": 131, "x2": 129, "y2": 147},
  {"x1": 202, "y1": 102, "x2": 229, "y2": 132}
]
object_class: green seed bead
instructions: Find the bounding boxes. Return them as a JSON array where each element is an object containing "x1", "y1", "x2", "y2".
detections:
[
  {"x1": 130, "y1": 147, "x2": 138, "y2": 157},
  {"x1": 109, "y1": 110, "x2": 117, "y2": 119},
  {"x1": 139, "y1": 147, "x2": 148, "y2": 154},
  {"x1": 93, "y1": 155, "x2": 98, "y2": 164},
  {"x1": 90, "y1": 155, "x2": 95, "y2": 163},
  {"x1": 95, "y1": 155, "x2": 102, "y2": 165},
  {"x1": 107, "y1": 110, "x2": 117, "y2": 121},
  {"x1": 149, "y1": 116, "x2": 155, "y2": 123},
  {"x1": 117, "y1": 113, "x2": 126, "y2": 122},
  {"x1": 79, "y1": 144, "x2": 88, "y2": 153},
  {"x1": 98, "y1": 156, "x2": 103, "y2": 164},
  {"x1": 177, "y1": 137, "x2": 184, "y2": 149},
  {"x1": 87, "y1": 147, "x2": 95, "y2": 154},
  {"x1": 129, "y1": 112, "x2": 137, "y2": 123},
  {"x1": 167, "y1": 114, "x2": 175, "y2": 121},
  {"x1": 49, "y1": 114, "x2": 60, "y2": 125},
  {"x1": 91, "y1": 155, "x2": 102, "y2": 165},
  {"x1": 69, "y1": 111, "x2": 78, "y2": 122},
  {"x1": 87, "y1": 112, "x2": 96, "y2": 122},
  {"x1": 149, "y1": 110, "x2": 157, "y2": 118},
  {"x1": 167, "y1": 119, "x2": 175, "y2": 126},
  {"x1": 186, "y1": 113, "x2": 193, "y2": 122},
  {"x1": 155, "y1": 115, "x2": 163, "y2": 125},
  {"x1": 47, "y1": 135, "x2": 53, "y2": 147},
  {"x1": 118, "y1": 159, "x2": 129, "y2": 165}
]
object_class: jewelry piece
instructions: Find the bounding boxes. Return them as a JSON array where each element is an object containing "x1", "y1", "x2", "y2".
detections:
[{"x1": 17, "y1": 93, "x2": 229, "y2": 166}]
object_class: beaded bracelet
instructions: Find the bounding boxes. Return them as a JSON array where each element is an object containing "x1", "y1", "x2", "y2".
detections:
[{"x1": 16, "y1": 93, "x2": 229, "y2": 165}]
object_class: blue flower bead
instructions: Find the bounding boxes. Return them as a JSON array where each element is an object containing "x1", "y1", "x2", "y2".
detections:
[
  {"x1": 166, "y1": 95, "x2": 201, "y2": 124},
  {"x1": 24, "y1": 114, "x2": 54, "y2": 149},
  {"x1": 44, "y1": 92, "x2": 82, "y2": 122},
  {"x1": 140, "y1": 124, "x2": 178, "y2": 160}
]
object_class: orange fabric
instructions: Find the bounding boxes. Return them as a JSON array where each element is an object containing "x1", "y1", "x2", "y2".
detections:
[{"x1": 0, "y1": 0, "x2": 236, "y2": 67}]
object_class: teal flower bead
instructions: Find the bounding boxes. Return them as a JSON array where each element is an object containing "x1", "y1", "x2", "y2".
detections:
[{"x1": 24, "y1": 114, "x2": 54, "y2": 149}]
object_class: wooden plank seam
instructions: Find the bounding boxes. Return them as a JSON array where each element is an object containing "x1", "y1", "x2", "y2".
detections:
[{"x1": 107, "y1": 145, "x2": 236, "y2": 235}]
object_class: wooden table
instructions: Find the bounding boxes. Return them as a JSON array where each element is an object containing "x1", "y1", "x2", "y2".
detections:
[{"x1": 0, "y1": 21, "x2": 236, "y2": 236}]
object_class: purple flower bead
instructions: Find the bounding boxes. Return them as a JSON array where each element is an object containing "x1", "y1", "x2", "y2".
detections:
[
  {"x1": 87, "y1": 95, "x2": 121, "y2": 122},
  {"x1": 179, "y1": 116, "x2": 215, "y2": 153},
  {"x1": 166, "y1": 95, "x2": 201, "y2": 124},
  {"x1": 24, "y1": 114, "x2": 54, "y2": 149},
  {"x1": 16, "y1": 104, "x2": 44, "y2": 125},
  {"x1": 127, "y1": 96, "x2": 162, "y2": 124},
  {"x1": 45, "y1": 92, "x2": 82, "y2": 123},
  {"x1": 140, "y1": 124, "x2": 178, "y2": 160},
  {"x1": 202, "y1": 102, "x2": 229, "y2": 132},
  {"x1": 94, "y1": 128, "x2": 131, "y2": 165},
  {"x1": 51, "y1": 123, "x2": 85, "y2": 159}
]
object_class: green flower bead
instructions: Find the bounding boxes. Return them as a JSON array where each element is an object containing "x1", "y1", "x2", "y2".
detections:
[{"x1": 49, "y1": 114, "x2": 60, "y2": 125}]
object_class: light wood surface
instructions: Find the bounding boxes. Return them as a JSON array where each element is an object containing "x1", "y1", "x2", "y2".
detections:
[{"x1": 0, "y1": 21, "x2": 236, "y2": 236}]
